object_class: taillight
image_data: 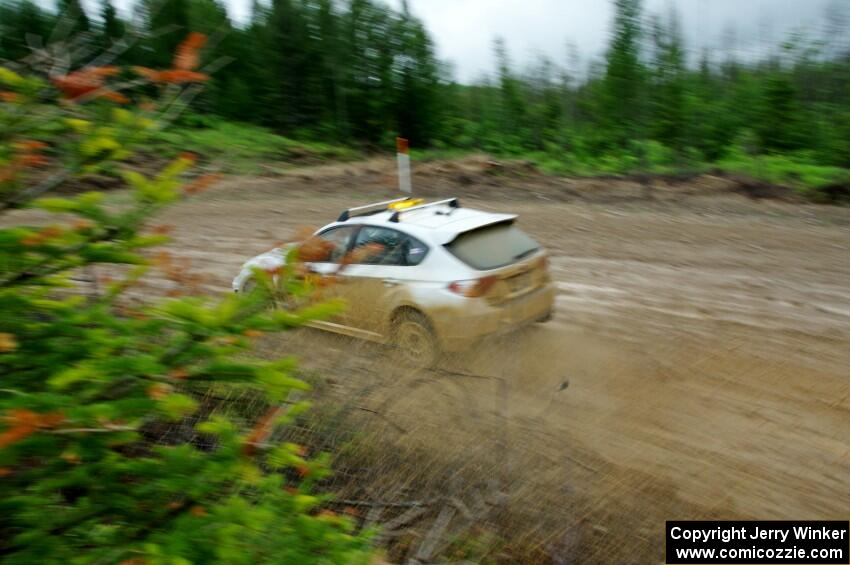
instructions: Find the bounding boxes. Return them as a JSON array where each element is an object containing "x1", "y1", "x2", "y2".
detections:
[{"x1": 447, "y1": 275, "x2": 497, "y2": 298}]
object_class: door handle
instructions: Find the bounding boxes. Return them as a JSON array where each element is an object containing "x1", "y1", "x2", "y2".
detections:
[{"x1": 382, "y1": 278, "x2": 401, "y2": 287}]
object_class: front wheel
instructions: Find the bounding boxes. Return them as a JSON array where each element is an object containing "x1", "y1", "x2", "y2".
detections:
[
  {"x1": 392, "y1": 311, "x2": 440, "y2": 369},
  {"x1": 239, "y1": 278, "x2": 280, "y2": 309}
]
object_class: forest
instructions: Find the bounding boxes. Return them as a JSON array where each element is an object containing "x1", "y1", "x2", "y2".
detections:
[{"x1": 2, "y1": 0, "x2": 849, "y2": 192}]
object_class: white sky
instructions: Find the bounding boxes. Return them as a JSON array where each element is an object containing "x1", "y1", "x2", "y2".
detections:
[
  {"x1": 390, "y1": 0, "x2": 840, "y2": 82},
  {"x1": 98, "y1": 0, "x2": 843, "y2": 82}
]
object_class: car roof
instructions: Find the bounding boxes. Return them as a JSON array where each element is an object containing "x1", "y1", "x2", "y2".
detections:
[{"x1": 343, "y1": 202, "x2": 517, "y2": 245}]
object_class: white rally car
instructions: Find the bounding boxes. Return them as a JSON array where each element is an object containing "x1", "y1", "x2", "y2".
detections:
[{"x1": 232, "y1": 197, "x2": 555, "y2": 366}]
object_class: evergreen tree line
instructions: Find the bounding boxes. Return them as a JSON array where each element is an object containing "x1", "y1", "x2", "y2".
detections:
[{"x1": 1, "y1": 0, "x2": 849, "y2": 168}]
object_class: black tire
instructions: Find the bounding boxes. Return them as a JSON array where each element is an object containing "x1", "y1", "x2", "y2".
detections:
[
  {"x1": 241, "y1": 278, "x2": 258, "y2": 295},
  {"x1": 240, "y1": 278, "x2": 279, "y2": 309},
  {"x1": 536, "y1": 309, "x2": 554, "y2": 323},
  {"x1": 392, "y1": 310, "x2": 440, "y2": 368}
]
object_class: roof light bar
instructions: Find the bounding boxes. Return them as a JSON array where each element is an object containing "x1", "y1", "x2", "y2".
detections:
[
  {"x1": 338, "y1": 197, "x2": 412, "y2": 222},
  {"x1": 389, "y1": 198, "x2": 461, "y2": 223}
]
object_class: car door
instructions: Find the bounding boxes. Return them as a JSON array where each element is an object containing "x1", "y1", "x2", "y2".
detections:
[
  {"x1": 341, "y1": 226, "x2": 429, "y2": 340},
  {"x1": 304, "y1": 225, "x2": 358, "y2": 326}
]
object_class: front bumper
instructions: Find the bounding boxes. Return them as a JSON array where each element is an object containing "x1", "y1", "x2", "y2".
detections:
[{"x1": 429, "y1": 283, "x2": 556, "y2": 352}]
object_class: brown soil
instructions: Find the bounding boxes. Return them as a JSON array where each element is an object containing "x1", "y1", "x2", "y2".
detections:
[{"x1": 6, "y1": 156, "x2": 849, "y2": 562}]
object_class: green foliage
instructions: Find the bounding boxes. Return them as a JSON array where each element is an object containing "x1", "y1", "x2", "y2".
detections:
[
  {"x1": 0, "y1": 62, "x2": 371, "y2": 563},
  {"x1": 151, "y1": 118, "x2": 360, "y2": 173},
  {"x1": 1, "y1": 0, "x2": 847, "y2": 195},
  {"x1": 717, "y1": 149, "x2": 850, "y2": 194},
  {"x1": 756, "y1": 74, "x2": 805, "y2": 152},
  {"x1": 601, "y1": 0, "x2": 645, "y2": 145}
]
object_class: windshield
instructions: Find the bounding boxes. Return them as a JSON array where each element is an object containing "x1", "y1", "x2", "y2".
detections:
[{"x1": 446, "y1": 221, "x2": 540, "y2": 270}]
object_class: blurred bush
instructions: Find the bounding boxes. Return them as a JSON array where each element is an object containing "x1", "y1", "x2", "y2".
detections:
[{"x1": 0, "y1": 39, "x2": 372, "y2": 565}]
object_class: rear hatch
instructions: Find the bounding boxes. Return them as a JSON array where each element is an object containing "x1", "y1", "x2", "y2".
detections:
[{"x1": 445, "y1": 221, "x2": 550, "y2": 303}]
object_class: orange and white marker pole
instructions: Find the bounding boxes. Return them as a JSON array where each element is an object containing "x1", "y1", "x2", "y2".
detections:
[{"x1": 396, "y1": 137, "x2": 412, "y2": 194}]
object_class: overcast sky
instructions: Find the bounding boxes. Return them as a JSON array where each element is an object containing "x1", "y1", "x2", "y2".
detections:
[
  {"x1": 389, "y1": 0, "x2": 840, "y2": 82},
  {"x1": 101, "y1": 0, "x2": 843, "y2": 83}
]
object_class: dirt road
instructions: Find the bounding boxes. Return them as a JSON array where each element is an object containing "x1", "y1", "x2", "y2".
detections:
[{"x1": 12, "y1": 157, "x2": 850, "y2": 561}]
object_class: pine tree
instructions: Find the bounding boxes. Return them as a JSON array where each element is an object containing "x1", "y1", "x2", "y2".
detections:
[
  {"x1": 758, "y1": 73, "x2": 803, "y2": 152},
  {"x1": 145, "y1": 0, "x2": 191, "y2": 67},
  {"x1": 603, "y1": 0, "x2": 645, "y2": 147},
  {"x1": 0, "y1": 0, "x2": 53, "y2": 60},
  {"x1": 494, "y1": 36, "x2": 525, "y2": 142},
  {"x1": 100, "y1": 0, "x2": 125, "y2": 43},
  {"x1": 650, "y1": 7, "x2": 686, "y2": 150},
  {"x1": 57, "y1": 0, "x2": 90, "y2": 35}
]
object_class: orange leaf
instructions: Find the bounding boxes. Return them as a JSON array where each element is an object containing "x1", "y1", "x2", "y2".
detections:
[
  {"x1": 0, "y1": 91, "x2": 20, "y2": 103},
  {"x1": 102, "y1": 90, "x2": 129, "y2": 104},
  {"x1": 146, "y1": 383, "x2": 173, "y2": 400},
  {"x1": 17, "y1": 140, "x2": 47, "y2": 151},
  {"x1": 52, "y1": 71, "x2": 102, "y2": 100},
  {"x1": 132, "y1": 66, "x2": 160, "y2": 81},
  {"x1": 298, "y1": 237, "x2": 335, "y2": 262},
  {"x1": 183, "y1": 173, "x2": 221, "y2": 195},
  {"x1": 157, "y1": 70, "x2": 210, "y2": 84},
  {"x1": 0, "y1": 333, "x2": 18, "y2": 353},
  {"x1": 0, "y1": 409, "x2": 65, "y2": 448},
  {"x1": 242, "y1": 406, "x2": 284, "y2": 456},
  {"x1": 20, "y1": 234, "x2": 42, "y2": 246},
  {"x1": 52, "y1": 68, "x2": 124, "y2": 103},
  {"x1": 153, "y1": 250, "x2": 173, "y2": 266},
  {"x1": 85, "y1": 66, "x2": 120, "y2": 78},
  {"x1": 0, "y1": 426, "x2": 34, "y2": 449},
  {"x1": 19, "y1": 154, "x2": 48, "y2": 168},
  {"x1": 133, "y1": 67, "x2": 209, "y2": 84},
  {"x1": 174, "y1": 32, "x2": 207, "y2": 71}
]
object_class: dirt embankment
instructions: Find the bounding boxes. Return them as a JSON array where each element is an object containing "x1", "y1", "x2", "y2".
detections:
[{"x1": 5, "y1": 156, "x2": 849, "y2": 563}]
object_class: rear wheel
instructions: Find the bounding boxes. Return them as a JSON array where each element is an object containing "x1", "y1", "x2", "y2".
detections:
[{"x1": 393, "y1": 310, "x2": 440, "y2": 368}]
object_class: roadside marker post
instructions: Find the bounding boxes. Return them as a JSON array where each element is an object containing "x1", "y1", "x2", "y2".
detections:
[{"x1": 396, "y1": 137, "x2": 412, "y2": 194}]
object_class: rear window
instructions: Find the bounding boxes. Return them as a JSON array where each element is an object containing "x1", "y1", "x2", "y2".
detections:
[{"x1": 446, "y1": 222, "x2": 540, "y2": 270}]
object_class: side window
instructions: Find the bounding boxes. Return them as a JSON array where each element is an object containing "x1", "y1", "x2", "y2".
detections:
[
  {"x1": 314, "y1": 226, "x2": 356, "y2": 263},
  {"x1": 353, "y1": 226, "x2": 428, "y2": 266}
]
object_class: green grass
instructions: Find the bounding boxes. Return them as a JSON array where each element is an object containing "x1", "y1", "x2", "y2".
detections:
[
  {"x1": 149, "y1": 119, "x2": 849, "y2": 202},
  {"x1": 150, "y1": 118, "x2": 361, "y2": 174},
  {"x1": 716, "y1": 152, "x2": 850, "y2": 193},
  {"x1": 491, "y1": 141, "x2": 849, "y2": 201}
]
